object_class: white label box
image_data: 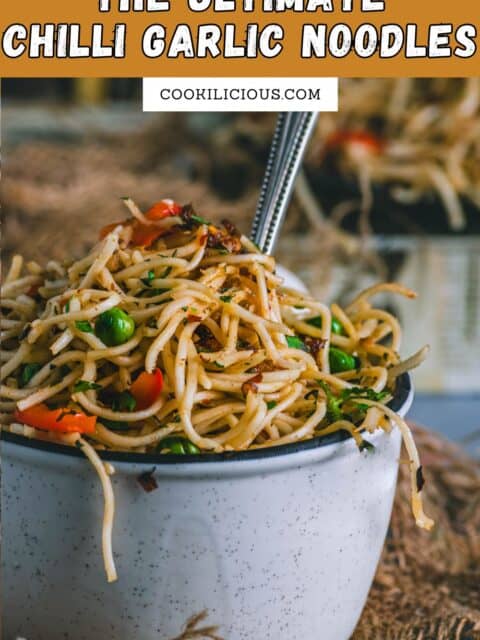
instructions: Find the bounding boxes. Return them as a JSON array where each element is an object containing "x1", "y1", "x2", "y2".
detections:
[{"x1": 143, "y1": 77, "x2": 338, "y2": 112}]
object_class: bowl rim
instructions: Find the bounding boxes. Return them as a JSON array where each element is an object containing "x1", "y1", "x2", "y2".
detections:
[{"x1": 1, "y1": 373, "x2": 412, "y2": 465}]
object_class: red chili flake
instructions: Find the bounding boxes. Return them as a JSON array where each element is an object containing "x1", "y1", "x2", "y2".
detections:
[
  {"x1": 221, "y1": 235, "x2": 242, "y2": 254},
  {"x1": 248, "y1": 360, "x2": 275, "y2": 374},
  {"x1": 195, "y1": 325, "x2": 222, "y2": 352},
  {"x1": 187, "y1": 314, "x2": 202, "y2": 323},
  {"x1": 207, "y1": 226, "x2": 242, "y2": 254},
  {"x1": 241, "y1": 373, "x2": 263, "y2": 396},
  {"x1": 180, "y1": 204, "x2": 195, "y2": 227},
  {"x1": 222, "y1": 276, "x2": 241, "y2": 291},
  {"x1": 27, "y1": 284, "x2": 41, "y2": 297},
  {"x1": 221, "y1": 219, "x2": 241, "y2": 237},
  {"x1": 304, "y1": 337, "x2": 327, "y2": 359},
  {"x1": 137, "y1": 468, "x2": 158, "y2": 493}
]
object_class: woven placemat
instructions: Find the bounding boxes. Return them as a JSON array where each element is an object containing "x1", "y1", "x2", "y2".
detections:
[
  {"x1": 166, "y1": 425, "x2": 480, "y2": 640},
  {"x1": 354, "y1": 425, "x2": 480, "y2": 640}
]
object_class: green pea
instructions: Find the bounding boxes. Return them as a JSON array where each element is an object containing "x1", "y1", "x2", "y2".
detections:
[
  {"x1": 286, "y1": 335, "x2": 307, "y2": 351},
  {"x1": 158, "y1": 436, "x2": 200, "y2": 455},
  {"x1": 95, "y1": 307, "x2": 135, "y2": 347},
  {"x1": 170, "y1": 441, "x2": 187, "y2": 454},
  {"x1": 306, "y1": 316, "x2": 345, "y2": 336},
  {"x1": 329, "y1": 347, "x2": 357, "y2": 373},
  {"x1": 331, "y1": 317, "x2": 345, "y2": 336}
]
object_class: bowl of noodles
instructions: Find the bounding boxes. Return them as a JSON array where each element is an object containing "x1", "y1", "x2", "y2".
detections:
[{"x1": 1, "y1": 199, "x2": 432, "y2": 640}]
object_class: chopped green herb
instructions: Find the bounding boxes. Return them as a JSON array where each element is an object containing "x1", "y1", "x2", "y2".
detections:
[
  {"x1": 64, "y1": 300, "x2": 70, "y2": 312},
  {"x1": 318, "y1": 382, "x2": 389, "y2": 423},
  {"x1": 139, "y1": 288, "x2": 171, "y2": 299},
  {"x1": 19, "y1": 363, "x2": 42, "y2": 387},
  {"x1": 220, "y1": 295, "x2": 232, "y2": 303},
  {"x1": 213, "y1": 361, "x2": 225, "y2": 369},
  {"x1": 141, "y1": 270, "x2": 155, "y2": 286},
  {"x1": 318, "y1": 381, "x2": 343, "y2": 422},
  {"x1": 217, "y1": 248, "x2": 230, "y2": 255},
  {"x1": 74, "y1": 380, "x2": 103, "y2": 393},
  {"x1": 160, "y1": 266, "x2": 172, "y2": 278},
  {"x1": 191, "y1": 214, "x2": 211, "y2": 226},
  {"x1": 353, "y1": 402, "x2": 370, "y2": 413},
  {"x1": 100, "y1": 419, "x2": 131, "y2": 431},
  {"x1": 286, "y1": 335, "x2": 307, "y2": 351},
  {"x1": 343, "y1": 387, "x2": 389, "y2": 403},
  {"x1": 75, "y1": 320, "x2": 93, "y2": 333},
  {"x1": 111, "y1": 391, "x2": 137, "y2": 412},
  {"x1": 266, "y1": 401, "x2": 277, "y2": 410}
]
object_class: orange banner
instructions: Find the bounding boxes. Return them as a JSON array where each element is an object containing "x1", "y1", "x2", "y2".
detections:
[{"x1": 1, "y1": 0, "x2": 479, "y2": 76}]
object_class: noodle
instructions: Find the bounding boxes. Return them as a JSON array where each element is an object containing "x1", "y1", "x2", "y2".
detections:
[
  {"x1": 310, "y1": 78, "x2": 480, "y2": 231},
  {"x1": 1, "y1": 199, "x2": 433, "y2": 582}
]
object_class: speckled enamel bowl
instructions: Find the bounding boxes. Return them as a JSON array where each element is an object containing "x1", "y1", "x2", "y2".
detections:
[{"x1": 1, "y1": 373, "x2": 412, "y2": 640}]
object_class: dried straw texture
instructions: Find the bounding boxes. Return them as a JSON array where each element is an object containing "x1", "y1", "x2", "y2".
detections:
[
  {"x1": 2, "y1": 121, "x2": 259, "y2": 264},
  {"x1": 354, "y1": 425, "x2": 480, "y2": 640}
]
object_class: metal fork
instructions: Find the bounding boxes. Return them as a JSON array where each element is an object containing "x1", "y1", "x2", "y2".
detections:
[{"x1": 250, "y1": 112, "x2": 319, "y2": 255}]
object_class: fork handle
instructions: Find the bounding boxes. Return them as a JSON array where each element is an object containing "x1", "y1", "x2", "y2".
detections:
[{"x1": 251, "y1": 112, "x2": 318, "y2": 255}]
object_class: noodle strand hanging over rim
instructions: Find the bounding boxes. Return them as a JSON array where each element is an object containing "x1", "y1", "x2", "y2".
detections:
[{"x1": 1, "y1": 198, "x2": 433, "y2": 582}]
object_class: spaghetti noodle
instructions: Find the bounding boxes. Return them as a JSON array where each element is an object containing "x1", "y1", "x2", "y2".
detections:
[
  {"x1": 309, "y1": 78, "x2": 480, "y2": 231},
  {"x1": 1, "y1": 198, "x2": 433, "y2": 582}
]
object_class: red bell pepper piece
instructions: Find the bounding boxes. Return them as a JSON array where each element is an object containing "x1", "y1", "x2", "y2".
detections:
[
  {"x1": 129, "y1": 224, "x2": 165, "y2": 248},
  {"x1": 99, "y1": 200, "x2": 182, "y2": 247},
  {"x1": 130, "y1": 369, "x2": 164, "y2": 410},
  {"x1": 14, "y1": 404, "x2": 97, "y2": 434},
  {"x1": 144, "y1": 200, "x2": 182, "y2": 221},
  {"x1": 326, "y1": 130, "x2": 384, "y2": 154}
]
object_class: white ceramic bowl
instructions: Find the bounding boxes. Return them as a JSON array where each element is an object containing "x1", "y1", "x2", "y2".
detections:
[{"x1": 1, "y1": 374, "x2": 412, "y2": 640}]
